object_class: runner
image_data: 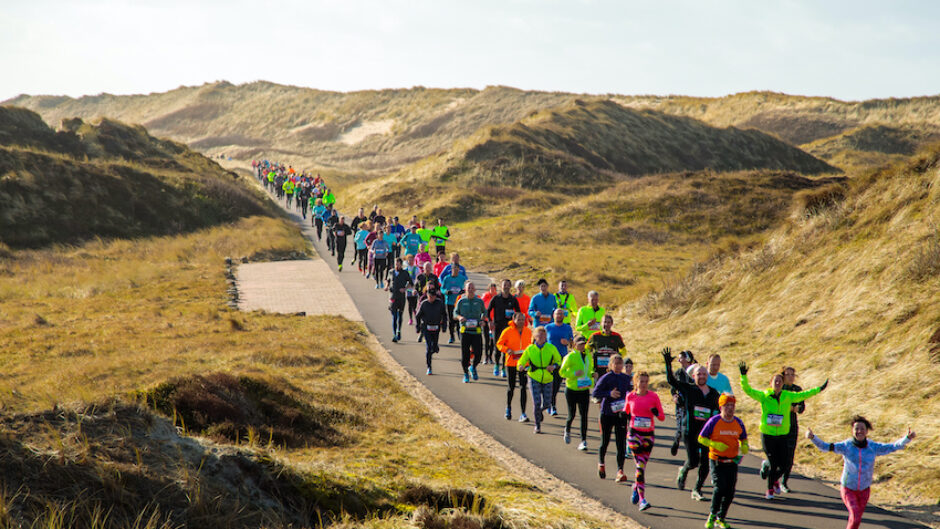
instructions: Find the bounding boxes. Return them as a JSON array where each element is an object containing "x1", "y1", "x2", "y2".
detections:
[
  {"x1": 739, "y1": 360, "x2": 827, "y2": 500},
  {"x1": 311, "y1": 198, "x2": 326, "y2": 236},
  {"x1": 496, "y1": 312, "x2": 532, "y2": 422},
  {"x1": 350, "y1": 207, "x2": 368, "y2": 233},
  {"x1": 325, "y1": 206, "x2": 339, "y2": 256},
  {"x1": 433, "y1": 252, "x2": 448, "y2": 278},
  {"x1": 401, "y1": 224, "x2": 423, "y2": 258},
  {"x1": 405, "y1": 254, "x2": 420, "y2": 326},
  {"x1": 354, "y1": 221, "x2": 371, "y2": 275},
  {"x1": 371, "y1": 232, "x2": 391, "y2": 289},
  {"x1": 554, "y1": 280, "x2": 577, "y2": 325},
  {"x1": 707, "y1": 354, "x2": 734, "y2": 395},
  {"x1": 440, "y1": 265, "x2": 468, "y2": 344},
  {"x1": 671, "y1": 350, "x2": 697, "y2": 456},
  {"x1": 663, "y1": 348, "x2": 720, "y2": 502},
  {"x1": 765, "y1": 366, "x2": 806, "y2": 493},
  {"x1": 381, "y1": 224, "x2": 397, "y2": 283},
  {"x1": 806, "y1": 417, "x2": 915, "y2": 529},
  {"x1": 698, "y1": 394, "x2": 749, "y2": 529},
  {"x1": 414, "y1": 243, "x2": 432, "y2": 270},
  {"x1": 386, "y1": 257, "x2": 412, "y2": 342},
  {"x1": 480, "y1": 283, "x2": 498, "y2": 365},
  {"x1": 283, "y1": 178, "x2": 294, "y2": 208},
  {"x1": 592, "y1": 354, "x2": 632, "y2": 482},
  {"x1": 432, "y1": 218, "x2": 449, "y2": 255},
  {"x1": 415, "y1": 287, "x2": 446, "y2": 375},
  {"x1": 544, "y1": 308, "x2": 573, "y2": 416},
  {"x1": 514, "y1": 280, "x2": 531, "y2": 327},
  {"x1": 528, "y1": 278, "x2": 558, "y2": 328},
  {"x1": 298, "y1": 181, "x2": 311, "y2": 218},
  {"x1": 454, "y1": 280, "x2": 487, "y2": 382},
  {"x1": 438, "y1": 252, "x2": 466, "y2": 279},
  {"x1": 559, "y1": 334, "x2": 593, "y2": 450},
  {"x1": 586, "y1": 314, "x2": 626, "y2": 381},
  {"x1": 487, "y1": 279, "x2": 521, "y2": 377},
  {"x1": 389, "y1": 216, "x2": 406, "y2": 259},
  {"x1": 333, "y1": 216, "x2": 352, "y2": 271},
  {"x1": 575, "y1": 290, "x2": 605, "y2": 339},
  {"x1": 626, "y1": 371, "x2": 665, "y2": 511},
  {"x1": 516, "y1": 326, "x2": 562, "y2": 434},
  {"x1": 414, "y1": 262, "x2": 441, "y2": 297}
]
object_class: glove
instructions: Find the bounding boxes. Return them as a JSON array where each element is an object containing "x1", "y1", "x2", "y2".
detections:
[
  {"x1": 650, "y1": 408, "x2": 659, "y2": 417},
  {"x1": 738, "y1": 361, "x2": 748, "y2": 376},
  {"x1": 732, "y1": 455, "x2": 743, "y2": 465},
  {"x1": 740, "y1": 440, "x2": 749, "y2": 456},
  {"x1": 820, "y1": 379, "x2": 829, "y2": 391},
  {"x1": 661, "y1": 347, "x2": 673, "y2": 364}
]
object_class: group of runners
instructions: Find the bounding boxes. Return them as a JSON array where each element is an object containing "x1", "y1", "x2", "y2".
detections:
[{"x1": 252, "y1": 159, "x2": 918, "y2": 529}]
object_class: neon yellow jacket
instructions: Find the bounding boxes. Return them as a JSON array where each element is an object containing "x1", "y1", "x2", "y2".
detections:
[
  {"x1": 554, "y1": 291, "x2": 578, "y2": 324},
  {"x1": 575, "y1": 305, "x2": 605, "y2": 338},
  {"x1": 559, "y1": 349, "x2": 594, "y2": 390},
  {"x1": 740, "y1": 374, "x2": 821, "y2": 436},
  {"x1": 283, "y1": 181, "x2": 294, "y2": 194},
  {"x1": 517, "y1": 342, "x2": 561, "y2": 384}
]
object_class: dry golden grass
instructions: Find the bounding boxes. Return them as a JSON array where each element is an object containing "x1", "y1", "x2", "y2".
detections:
[
  {"x1": 0, "y1": 215, "x2": 617, "y2": 529},
  {"x1": 617, "y1": 148, "x2": 940, "y2": 515}
]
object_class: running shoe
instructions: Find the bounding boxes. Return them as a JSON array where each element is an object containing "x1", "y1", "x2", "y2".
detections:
[
  {"x1": 493, "y1": 365, "x2": 500, "y2": 376},
  {"x1": 759, "y1": 460, "x2": 769, "y2": 480},
  {"x1": 577, "y1": 441, "x2": 588, "y2": 451},
  {"x1": 392, "y1": 335, "x2": 398, "y2": 343},
  {"x1": 518, "y1": 414, "x2": 529, "y2": 423},
  {"x1": 773, "y1": 482, "x2": 782, "y2": 496},
  {"x1": 563, "y1": 428, "x2": 571, "y2": 444},
  {"x1": 630, "y1": 485, "x2": 639, "y2": 503},
  {"x1": 505, "y1": 408, "x2": 511, "y2": 420},
  {"x1": 670, "y1": 439, "x2": 680, "y2": 456},
  {"x1": 691, "y1": 489, "x2": 705, "y2": 501},
  {"x1": 337, "y1": 264, "x2": 342, "y2": 271},
  {"x1": 469, "y1": 366, "x2": 478, "y2": 381},
  {"x1": 448, "y1": 336, "x2": 455, "y2": 344},
  {"x1": 462, "y1": 374, "x2": 470, "y2": 383},
  {"x1": 617, "y1": 470, "x2": 628, "y2": 483},
  {"x1": 534, "y1": 425, "x2": 541, "y2": 434},
  {"x1": 598, "y1": 463, "x2": 606, "y2": 479},
  {"x1": 716, "y1": 519, "x2": 731, "y2": 529},
  {"x1": 408, "y1": 319, "x2": 413, "y2": 326},
  {"x1": 704, "y1": 514, "x2": 716, "y2": 529},
  {"x1": 426, "y1": 368, "x2": 432, "y2": 375},
  {"x1": 780, "y1": 483, "x2": 791, "y2": 494},
  {"x1": 375, "y1": 284, "x2": 380, "y2": 289},
  {"x1": 500, "y1": 370, "x2": 506, "y2": 378},
  {"x1": 549, "y1": 407, "x2": 558, "y2": 416},
  {"x1": 638, "y1": 499, "x2": 650, "y2": 511},
  {"x1": 765, "y1": 489, "x2": 774, "y2": 500}
]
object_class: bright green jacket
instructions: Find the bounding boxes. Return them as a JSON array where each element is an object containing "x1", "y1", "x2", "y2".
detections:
[
  {"x1": 267, "y1": 172, "x2": 275, "y2": 182},
  {"x1": 554, "y1": 292, "x2": 578, "y2": 324},
  {"x1": 323, "y1": 191, "x2": 336, "y2": 205},
  {"x1": 517, "y1": 342, "x2": 562, "y2": 384},
  {"x1": 559, "y1": 349, "x2": 594, "y2": 391},
  {"x1": 283, "y1": 181, "x2": 294, "y2": 194},
  {"x1": 740, "y1": 374, "x2": 821, "y2": 436},
  {"x1": 575, "y1": 305, "x2": 606, "y2": 338}
]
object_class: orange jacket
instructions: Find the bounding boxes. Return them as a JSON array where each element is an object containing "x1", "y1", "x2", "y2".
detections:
[
  {"x1": 497, "y1": 321, "x2": 533, "y2": 367},
  {"x1": 515, "y1": 293, "x2": 532, "y2": 326}
]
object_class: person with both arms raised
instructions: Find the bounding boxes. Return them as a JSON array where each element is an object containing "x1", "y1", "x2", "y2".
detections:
[{"x1": 670, "y1": 350, "x2": 697, "y2": 456}]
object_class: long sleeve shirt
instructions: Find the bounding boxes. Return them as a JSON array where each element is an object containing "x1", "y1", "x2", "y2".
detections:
[
  {"x1": 740, "y1": 374, "x2": 821, "y2": 436},
  {"x1": 665, "y1": 358, "x2": 720, "y2": 436},
  {"x1": 810, "y1": 434, "x2": 911, "y2": 491},
  {"x1": 517, "y1": 342, "x2": 562, "y2": 384},
  {"x1": 528, "y1": 293, "x2": 558, "y2": 327},
  {"x1": 592, "y1": 372, "x2": 633, "y2": 416}
]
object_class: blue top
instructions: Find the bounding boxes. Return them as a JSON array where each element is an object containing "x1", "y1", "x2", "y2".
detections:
[
  {"x1": 528, "y1": 292, "x2": 558, "y2": 327},
  {"x1": 317, "y1": 206, "x2": 331, "y2": 222},
  {"x1": 438, "y1": 263, "x2": 466, "y2": 282},
  {"x1": 354, "y1": 229, "x2": 370, "y2": 250},
  {"x1": 811, "y1": 435, "x2": 910, "y2": 490},
  {"x1": 544, "y1": 322, "x2": 573, "y2": 357},
  {"x1": 390, "y1": 223, "x2": 406, "y2": 240},
  {"x1": 440, "y1": 272, "x2": 468, "y2": 305},
  {"x1": 401, "y1": 232, "x2": 423, "y2": 255},
  {"x1": 592, "y1": 372, "x2": 634, "y2": 416},
  {"x1": 708, "y1": 372, "x2": 734, "y2": 395},
  {"x1": 382, "y1": 232, "x2": 397, "y2": 248}
]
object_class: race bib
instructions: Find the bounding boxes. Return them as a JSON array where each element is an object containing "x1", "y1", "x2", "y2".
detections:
[
  {"x1": 596, "y1": 356, "x2": 610, "y2": 367},
  {"x1": 766, "y1": 414, "x2": 784, "y2": 426},
  {"x1": 450, "y1": 287, "x2": 460, "y2": 294},
  {"x1": 693, "y1": 406, "x2": 712, "y2": 420},
  {"x1": 335, "y1": 230, "x2": 344, "y2": 236},
  {"x1": 633, "y1": 416, "x2": 652, "y2": 429},
  {"x1": 539, "y1": 315, "x2": 551, "y2": 323},
  {"x1": 465, "y1": 319, "x2": 478, "y2": 329},
  {"x1": 576, "y1": 376, "x2": 592, "y2": 389},
  {"x1": 504, "y1": 309, "x2": 514, "y2": 318},
  {"x1": 589, "y1": 322, "x2": 600, "y2": 330},
  {"x1": 426, "y1": 325, "x2": 439, "y2": 332},
  {"x1": 610, "y1": 399, "x2": 627, "y2": 414}
]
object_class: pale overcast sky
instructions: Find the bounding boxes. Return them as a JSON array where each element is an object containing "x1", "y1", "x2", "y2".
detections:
[{"x1": 2, "y1": 0, "x2": 938, "y2": 102}]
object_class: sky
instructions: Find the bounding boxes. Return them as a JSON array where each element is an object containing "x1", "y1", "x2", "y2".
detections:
[{"x1": 2, "y1": 0, "x2": 939, "y2": 102}]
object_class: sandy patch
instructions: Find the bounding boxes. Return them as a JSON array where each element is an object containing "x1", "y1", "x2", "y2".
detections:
[{"x1": 337, "y1": 120, "x2": 394, "y2": 145}]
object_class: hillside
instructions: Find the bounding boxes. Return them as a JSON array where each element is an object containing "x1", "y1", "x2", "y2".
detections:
[
  {"x1": 5, "y1": 82, "x2": 577, "y2": 175},
  {"x1": 801, "y1": 123, "x2": 940, "y2": 172},
  {"x1": 0, "y1": 106, "x2": 273, "y2": 248},
  {"x1": 343, "y1": 99, "x2": 836, "y2": 222},
  {"x1": 620, "y1": 145, "x2": 940, "y2": 511}
]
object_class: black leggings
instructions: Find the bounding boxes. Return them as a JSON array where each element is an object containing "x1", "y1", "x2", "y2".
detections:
[
  {"x1": 784, "y1": 429, "x2": 798, "y2": 485},
  {"x1": 446, "y1": 304, "x2": 457, "y2": 338},
  {"x1": 492, "y1": 321, "x2": 508, "y2": 367},
  {"x1": 709, "y1": 460, "x2": 738, "y2": 520},
  {"x1": 356, "y1": 248, "x2": 368, "y2": 270},
  {"x1": 763, "y1": 433, "x2": 789, "y2": 490},
  {"x1": 506, "y1": 365, "x2": 528, "y2": 413},
  {"x1": 565, "y1": 388, "x2": 590, "y2": 441},
  {"x1": 407, "y1": 296, "x2": 417, "y2": 320},
  {"x1": 683, "y1": 428, "x2": 712, "y2": 491},
  {"x1": 314, "y1": 218, "x2": 323, "y2": 238},
  {"x1": 599, "y1": 413, "x2": 628, "y2": 469},
  {"x1": 483, "y1": 322, "x2": 494, "y2": 361},
  {"x1": 374, "y1": 260, "x2": 387, "y2": 285},
  {"x1": 336, "y1": 241, "x2": 346, "y2": 266},
  {"x1": 460, "y1": 333, "x2": 482, "y2": 374}
]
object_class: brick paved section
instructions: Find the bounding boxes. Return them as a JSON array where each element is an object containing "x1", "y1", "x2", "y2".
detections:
[{"x1": 236, "y1": 260, "x2": 363, "y2": 321}]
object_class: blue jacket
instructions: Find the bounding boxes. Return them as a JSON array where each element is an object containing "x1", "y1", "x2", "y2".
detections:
[
  {"x1": 401, "y1": 232, "x2": 423, "y2": 255},
  {"x1": 440, "y1": 273, "x2": 468, "y2": 305},
  {"x1": 811, "y1": 435, "x2": 911, "y2": 490},
  {"x1": 544, "y1": 322, "x2": 573, "y2": 356},
  {"x1": 354, "y1": 229, "x2": 369, "y2": 250},
  {"x1": 528, "y1": 292, "x2": 558, "y2": 327},
  {"x1": 438, "y1": 264, "x2": 466, "y2": 282}
]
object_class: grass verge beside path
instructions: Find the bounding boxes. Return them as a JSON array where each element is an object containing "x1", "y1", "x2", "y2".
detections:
[{"x1": 0, "y1": 215, "x2": 621, "y2": 529}]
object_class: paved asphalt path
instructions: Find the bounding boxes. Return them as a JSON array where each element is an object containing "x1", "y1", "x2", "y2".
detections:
[{"x1": 270, "y1": 190, "x2": 924, "y2": 529}]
